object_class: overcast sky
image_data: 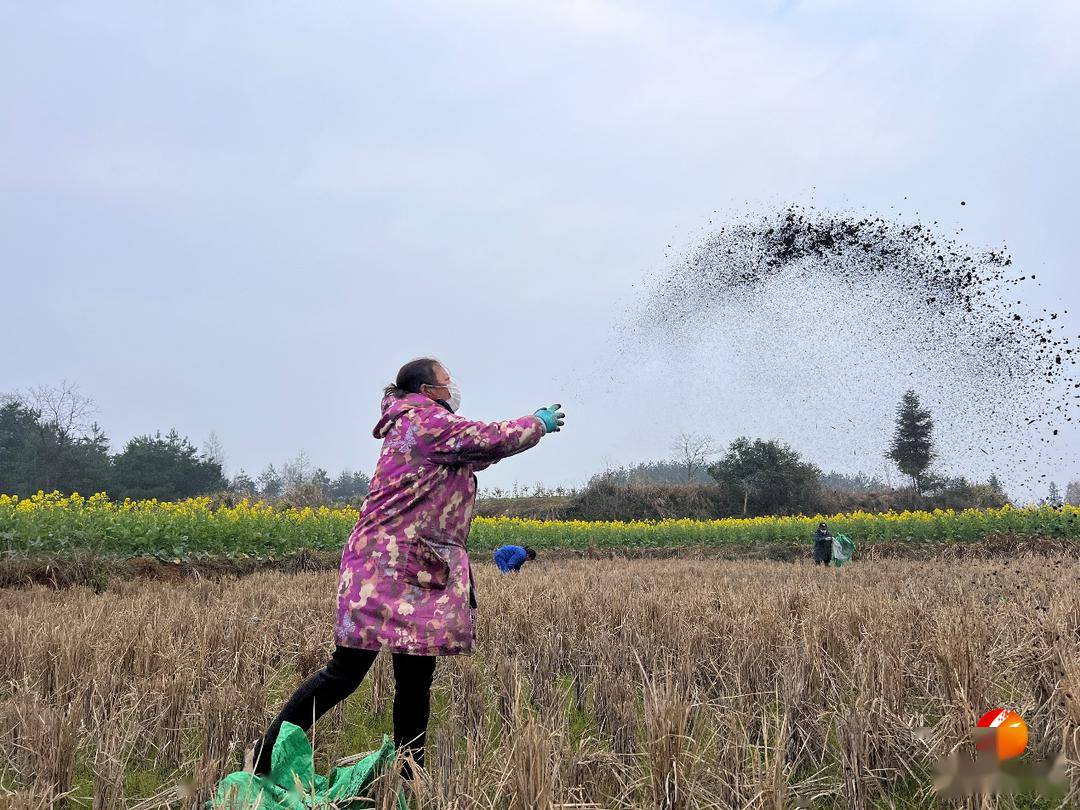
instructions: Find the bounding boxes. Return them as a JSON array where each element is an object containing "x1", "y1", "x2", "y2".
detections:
[{"x1": 2, "y1": 1, "x2": 1078, "y2": 496}]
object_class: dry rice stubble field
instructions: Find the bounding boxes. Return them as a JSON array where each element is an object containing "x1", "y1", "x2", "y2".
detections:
[{"x1": 1, "y1": 557, "x2": 1079, "y2": 809}]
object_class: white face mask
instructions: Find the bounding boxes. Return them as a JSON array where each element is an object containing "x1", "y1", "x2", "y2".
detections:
[
  {"x1": 445, "y1": 378, "x2": 462, "y2": 413},
  {"x1": 423, "y1": 375, "x2": 461, "y2": 413}
]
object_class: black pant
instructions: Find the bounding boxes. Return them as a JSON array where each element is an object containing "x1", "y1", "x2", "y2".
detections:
[{"x1": 253, "y1": 646, "x2": 437, "y2": 776}]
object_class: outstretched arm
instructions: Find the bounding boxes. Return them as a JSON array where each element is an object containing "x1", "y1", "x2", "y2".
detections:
[{"x1": 415, "y1": 407, "x2": 546, "y2": 467}]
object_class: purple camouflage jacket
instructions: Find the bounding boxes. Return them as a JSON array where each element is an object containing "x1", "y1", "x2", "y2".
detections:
[{"x1": 335, "y1": 393, "x2": 545, "y2": 656}]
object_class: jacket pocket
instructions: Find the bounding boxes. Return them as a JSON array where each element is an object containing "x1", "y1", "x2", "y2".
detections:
[{"x1": 403, "y1": 537, "x2": 451, "y2": 590}]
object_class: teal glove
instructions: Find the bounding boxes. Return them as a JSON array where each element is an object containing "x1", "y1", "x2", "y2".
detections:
[{"x1": 534, "y1": 404, "x2": 565, "y2": 433}]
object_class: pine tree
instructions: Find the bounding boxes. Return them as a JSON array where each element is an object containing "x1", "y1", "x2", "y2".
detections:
[
  {"x1": 987, "y1": 473, "x2": 1004, "y2": 497},
  {"x1": 257, "y1": 464, "x2": 283, "y2": 497},
  {"x1": 230, "y1": 469, "x2": 257, "y2": 497},
  {"x1": 1047, "y1": 481, "x2": 1062, "y2": 507},
  {"x1": 888, "y1": 389, "x2": 935, "y2": 493}
]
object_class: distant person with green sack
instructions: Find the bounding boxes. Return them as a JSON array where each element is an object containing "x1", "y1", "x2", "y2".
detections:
[{"x1": 812, "y1": 521, "x2": 833, "y2": 565}]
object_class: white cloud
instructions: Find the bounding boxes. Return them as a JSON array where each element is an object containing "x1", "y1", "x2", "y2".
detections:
[
  {"x1": 464, "y1": 0, "x2": 659, "y2": 38},
  {"x1": 544, "y1": 0, "x2": 653, "y2": 36}
]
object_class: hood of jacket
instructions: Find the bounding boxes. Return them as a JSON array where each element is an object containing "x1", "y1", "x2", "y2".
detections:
[{"x1": 373, "y1": 393, "x2": 441, "y2": 439}]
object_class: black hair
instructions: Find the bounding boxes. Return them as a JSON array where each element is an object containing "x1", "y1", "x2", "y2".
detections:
[
  {"x1": 524, "y1": 546, "x2": 536, "y2": 560},
  {"x1": 384, "y1": 358, "x2": 441, "y2": 399}
]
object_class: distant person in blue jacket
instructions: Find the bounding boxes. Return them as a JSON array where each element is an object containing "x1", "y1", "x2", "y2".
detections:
[{"x1": 493, "y1": 544, "x2": 536, "y2": 573}]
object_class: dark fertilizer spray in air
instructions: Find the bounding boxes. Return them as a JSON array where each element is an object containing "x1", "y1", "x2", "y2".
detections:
[{"x1": 615, "y1": 204, "x2": 1077, "y2": 496}]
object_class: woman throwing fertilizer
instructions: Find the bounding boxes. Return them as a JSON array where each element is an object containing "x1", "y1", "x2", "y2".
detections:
[{"x1": 250, "y1": 358, "x2": 565, "y2": 775}]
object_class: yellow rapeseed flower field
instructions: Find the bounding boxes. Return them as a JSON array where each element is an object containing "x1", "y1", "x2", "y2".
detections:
[{"x1": 0, "y1": 491, "x2": 1077, "y2": 560}]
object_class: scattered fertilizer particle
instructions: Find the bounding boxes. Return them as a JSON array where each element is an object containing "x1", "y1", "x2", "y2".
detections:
[{"x1": 615, "y1": 204, "x2": 1077, "y2": 495}]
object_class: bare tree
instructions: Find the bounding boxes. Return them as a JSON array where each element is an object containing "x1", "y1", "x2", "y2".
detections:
[
  {"x1": 670, "y1": 431, "x2": 716, "y2": 484},
  {"x1": 736, "y1": 473, "x2": 763, "y2": 517},
  {"x1": 20, "y1": 382, "x2": 98, "y2": 490},
  {"x1": 281, "y1": 450, "x2": 313, "y2": 490},
  {"x1": 1067, "y1": 480, "x2": 1080, "y2": 507},
  {"x1": 26, "y1": 382, "x2": 96, "y2": 440},
  {"x1": 202, "y1": 431, "x2": 227, "y2": 476}
]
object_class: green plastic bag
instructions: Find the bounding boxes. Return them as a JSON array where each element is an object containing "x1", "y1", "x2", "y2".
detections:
[
  {"x1": 211, "y1": 722, "x2": 407, "y2": 809},
  {"x1": 831, "y1": 534, "x2": 855, "y2": 567}
]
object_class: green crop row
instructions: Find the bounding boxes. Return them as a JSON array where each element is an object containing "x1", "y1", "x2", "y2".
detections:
[{"x1": 1, "y1": 492, "x2": 1077, "y2": 561}]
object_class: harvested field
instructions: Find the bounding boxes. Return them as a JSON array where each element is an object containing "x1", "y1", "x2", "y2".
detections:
[{"x1": 2, "y1": 557, "x2": 1079, "y2": 808}]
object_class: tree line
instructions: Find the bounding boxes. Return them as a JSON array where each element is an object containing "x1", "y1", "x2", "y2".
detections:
[
  {"x1": 229, "y1": 452, "x2": 370, "y2": 507},
  {"x1": 0, "y1": 384, "x2": 225, "y2": 500},
  {"x1": 4, "y1": 384, "x2": 1073, "y2": 513},
  {"x1": 0, "y1": 385, "x2": 369, "y2": 504},
  {"x1": 480, "y1": 388, "x2": 1076, "y2": 517},
  {"x1": 567, "y1": 389, "x2": 1053, "y2": 520}
]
